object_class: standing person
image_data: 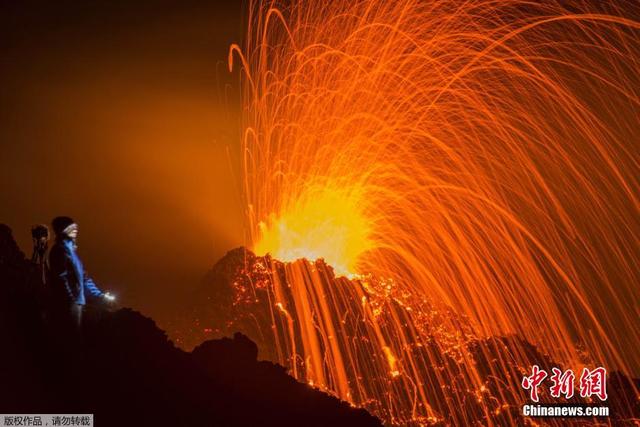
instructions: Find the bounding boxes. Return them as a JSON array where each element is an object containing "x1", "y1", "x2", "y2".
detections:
[
  {"x1": 29, "y1": 224, "x2": 51, "y2": 320},
  {"x1": 48, "y1": 216, "x2": 115, "y2": 334},
  {"x1": 31, "y1": 224, "x2": 50, "y2": 285}
]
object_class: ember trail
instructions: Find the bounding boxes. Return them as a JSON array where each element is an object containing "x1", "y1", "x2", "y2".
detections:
[{"x1": 227, "y1": 0, "x2": 640, "y2": 424}]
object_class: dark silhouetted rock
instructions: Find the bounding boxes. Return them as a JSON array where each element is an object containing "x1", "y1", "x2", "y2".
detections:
[
  {"x1": 180, "y1": 246, "x2": 640, "y2": 426},
  {"x1": 0, "y1": 224, "x2": 382, "y2": 427}
]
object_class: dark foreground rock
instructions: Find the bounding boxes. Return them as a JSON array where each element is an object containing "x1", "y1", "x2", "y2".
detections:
[
  {"x1": 0, "y1": 224, "x2": 382, "y2": 427},
  {"x1": 180, "y1": 246, "x2": 640, "y2": 426}
]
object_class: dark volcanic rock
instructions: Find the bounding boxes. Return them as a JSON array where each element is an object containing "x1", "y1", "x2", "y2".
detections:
[
  {"x1": 0, "y1": 225, "x2": 382, "y2": 427},
  {"x1": 181, "y1": 246, "x2": 640, "y2": 426},
  {"x1": 192, "y1": 332, "x2": 373, "y2": 426}
]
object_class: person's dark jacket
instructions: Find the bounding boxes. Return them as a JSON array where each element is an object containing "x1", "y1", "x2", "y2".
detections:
[{"x1": 48, "y1": 237, "x2": 103, "y2": 306}]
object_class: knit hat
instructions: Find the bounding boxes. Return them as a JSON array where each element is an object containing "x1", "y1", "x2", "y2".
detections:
[{"x1": 52, "y1": 216, "x2": 75, "y2": 235}]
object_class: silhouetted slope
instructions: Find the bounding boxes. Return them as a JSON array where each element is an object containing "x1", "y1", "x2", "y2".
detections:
[
  {"x1": 0, "y1": 224, "x2": 382, "y2": 427},
  {"x1": 180, "y1": 246, "x2": 640, "y2": 426}
]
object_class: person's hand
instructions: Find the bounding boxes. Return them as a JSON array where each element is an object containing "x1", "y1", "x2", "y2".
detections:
[{"x1": 103, "y1": 292, "x2": 116, "y2": 303}]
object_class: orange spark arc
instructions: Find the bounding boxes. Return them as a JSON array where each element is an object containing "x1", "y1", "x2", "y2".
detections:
[{"x1": 228, "y1": 0, "x2": 640, "y2": 424}]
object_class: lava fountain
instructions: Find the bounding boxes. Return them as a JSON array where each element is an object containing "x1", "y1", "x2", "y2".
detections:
[{"x1": 226, "y1": 0, "x2": 639, "y2": 424}]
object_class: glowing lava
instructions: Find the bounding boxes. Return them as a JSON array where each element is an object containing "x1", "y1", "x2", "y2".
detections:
[
  {"x1": 254, "y1": 187, "x2": 372, "y2": 276},
  {"x1": 227, "y1": 0, "x2": 640, "y2": 424}
]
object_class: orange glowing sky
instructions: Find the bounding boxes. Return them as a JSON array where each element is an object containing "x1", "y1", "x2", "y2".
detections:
[{"x1": 0, "y1": 1, "x2": 246, "y2": 320}]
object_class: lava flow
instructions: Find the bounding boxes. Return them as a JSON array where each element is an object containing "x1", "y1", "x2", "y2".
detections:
[{"x1": 219, "y1": 0, "x2": 639, "y2": 424}]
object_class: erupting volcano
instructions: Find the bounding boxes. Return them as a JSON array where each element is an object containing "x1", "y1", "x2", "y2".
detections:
[{"x1": 183, "y1": 0, "x2": 640, "y2": 425}]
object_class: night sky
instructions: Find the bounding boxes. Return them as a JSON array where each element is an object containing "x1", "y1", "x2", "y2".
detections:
[{"x1": 0, "y1": 1, "x2": 246, "y2": 321}]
